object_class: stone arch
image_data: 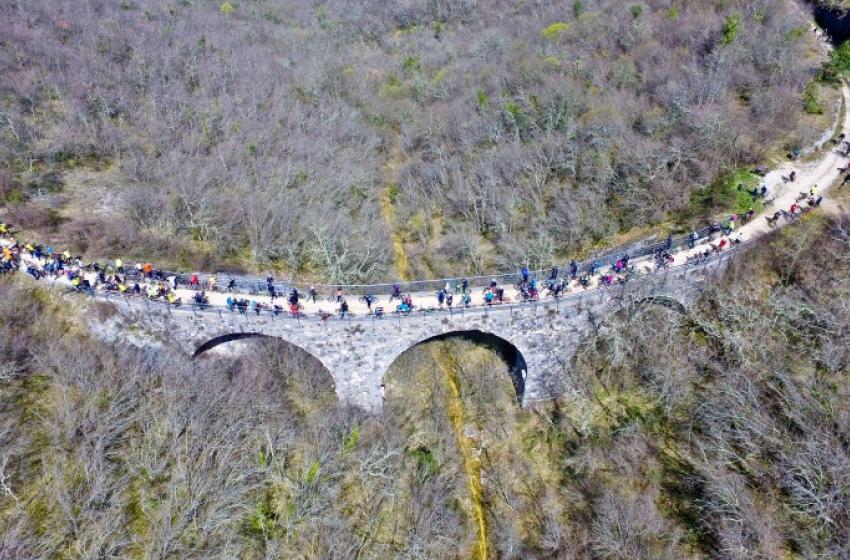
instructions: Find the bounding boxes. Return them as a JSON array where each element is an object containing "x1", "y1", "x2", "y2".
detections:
[
  {"x1": 386, "y1": 329, "x2": 529, "y2": 405},
  {"x1": 193, "y1": 332, "x2": 272, "y2": 357},
  {"x1": 192, "y1": 331, "x2": 338, "y2": 400},
  {"x1": 623, "y1": 295, "x2": 688, "y2": 318}
]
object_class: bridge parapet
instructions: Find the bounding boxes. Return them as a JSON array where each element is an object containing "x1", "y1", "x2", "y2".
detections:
[{"x1": 103, "y1": 249, "x2": 737, "y2": 411}]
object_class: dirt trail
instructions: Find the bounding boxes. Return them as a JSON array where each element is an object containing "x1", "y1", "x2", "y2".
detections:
[{"x1": 675, "y1": 81, "x2": 850, "y2": 264}]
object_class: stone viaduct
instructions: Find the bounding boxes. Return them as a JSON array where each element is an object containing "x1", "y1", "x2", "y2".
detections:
[{"x1": 108, "y1": 250, "x2": 740, "y2": 412}]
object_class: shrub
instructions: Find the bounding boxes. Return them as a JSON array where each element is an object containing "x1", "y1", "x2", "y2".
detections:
[
  {"x1": 688, "y1": 169, "x2": 762, "y2": 217},
  {"x1": 433, "y1": 20, "x2": 443, "y2": 39},
  {"x1": 219, "y1": 1, "x2": 235, "y2": 14},
  {"x1": 819, "y1": 41, "x2": 850, "y2": 84},
  {"x1": 786, "y1": 26, "x2": 806, "y2": 42},
  {"x1": 573, "y1": 1, "x2": 584, "y2": 17},
  {"x1": 387, "y1": 183, "x2": 400, "y2": 203},
  {"x1": 804, "y1": 81, "x2": 824, "y2": 115},
  {"x1": 541, "y1": 22, "x2": 569, "y2": 40},
  {"x1": 721, "y1": 13, "x2": 741, "y2": 45},
  {"x1": 402, "y1": 55, "x2": 420, "y2": 74},
  {"x1": 475, "y1": 88, "x2": 488, "y2": 108}
]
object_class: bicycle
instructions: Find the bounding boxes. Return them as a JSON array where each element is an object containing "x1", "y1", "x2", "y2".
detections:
[
  {"x1": 327, "y1": 288, "x2": 345, "y2": 303},
  {"x1": 359, "y1": 295, "x2": 379, "y2": 306}
]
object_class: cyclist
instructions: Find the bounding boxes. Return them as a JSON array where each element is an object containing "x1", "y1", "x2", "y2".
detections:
[
  {"x1": 484, "y1": 289, "x2": 495, "y2": 305},
  {"x1": 361, "y1": 294, "x2": 377, "y2": 311},
  {"x1": 390, "y1": 283, "x2": 402, "y2": 302},
  {"x1": 529, "y1": 278, "x2": 539, "y2": 299}
]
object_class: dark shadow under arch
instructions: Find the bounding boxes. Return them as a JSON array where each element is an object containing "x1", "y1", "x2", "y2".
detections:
[
  {"x1": 404, "y1": 330, "x2": 528, "y2": 405},
  {"x1": 193, "y1": 332, "x2": 273, "y2": 357}
]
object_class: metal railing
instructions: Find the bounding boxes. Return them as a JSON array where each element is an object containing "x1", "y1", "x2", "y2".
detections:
[
  {"x1": 118, "y1": 223, "x2": 731, "y2": 299},
  {"x1": 95, "y1": 238, "x2": 753, "y2": 325}
]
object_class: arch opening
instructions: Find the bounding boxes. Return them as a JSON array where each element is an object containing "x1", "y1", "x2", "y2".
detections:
[
  {"x1": 395, "y1": 329, "x2": 528, "y2": 405},
  {"x1": 193, "y1": 332, "x2": 272, "y2": 357},
  {"x1": 193, "y1": 333, "x2": 339, "y2": 411}
]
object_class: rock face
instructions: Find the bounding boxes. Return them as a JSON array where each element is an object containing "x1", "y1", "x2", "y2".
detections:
[{"x1": 108, "y1": 254, "x2": 736, "y2": 411}]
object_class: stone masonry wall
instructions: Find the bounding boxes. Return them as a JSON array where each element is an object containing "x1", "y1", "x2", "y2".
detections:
[{"x1": 114, "y1": 254, "x2": 734, "y2": 411}]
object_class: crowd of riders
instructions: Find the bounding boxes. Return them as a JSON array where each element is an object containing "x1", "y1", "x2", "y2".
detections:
[
  {"x1": 765, "y1": 186, "x2": 823, "y2": 228},
  {"x1": 0, "y1": 176, "x2": 819, "y2": 319},
  {"x1": 0, "y1": 224, "x2": 184, "y2": 303}
]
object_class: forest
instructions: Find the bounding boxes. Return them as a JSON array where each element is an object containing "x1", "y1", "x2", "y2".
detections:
[
  {"x1": 0, "y1": 0, "x2": 835, "y2": 280},
  {"x1": 3, "y1": 1, "x2": 850, "y2": 558}
]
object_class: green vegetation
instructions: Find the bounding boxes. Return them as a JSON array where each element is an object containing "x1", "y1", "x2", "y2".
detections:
[
  {"x1": 475, "y1": 87, "x2": 488, "y2": 108},
  {"x1": 721, "y1": 13, "x2": 742, "y2": 45},
  {"x1": 820, "y1": 40, "x2": 850, "y2": 84},
  {"x1": 573, "y1": 1, "x2": 585, "y2": 17},
  {"x1": 688, "y1": 169, "x2": 762, "y2": 218},
  {"x1": 541, "y1": 22, "x2": 569, "y2": 40},
  {"x1": 804, "y1": 80, "x2": 825, "y2": 114}
]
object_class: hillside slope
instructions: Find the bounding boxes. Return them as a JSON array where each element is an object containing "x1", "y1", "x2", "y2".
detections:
[{"x1": 0, "y1": 0, "x2": 830, "y2": 279}]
